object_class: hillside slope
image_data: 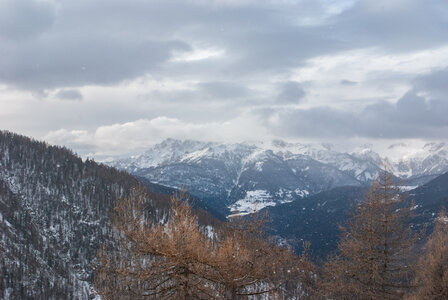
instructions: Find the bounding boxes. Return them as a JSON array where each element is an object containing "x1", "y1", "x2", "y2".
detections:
[
  {"x1": 264, "y1": 172, "x2": 448, "y2": 258},
  {"x1": 0, "y1": 131, "x2": 218, "y2": 299}
]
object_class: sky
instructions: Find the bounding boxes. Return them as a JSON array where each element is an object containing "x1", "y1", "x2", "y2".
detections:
[{"x1": 1, "y1": 0, "x2": 448, "y2": 159}]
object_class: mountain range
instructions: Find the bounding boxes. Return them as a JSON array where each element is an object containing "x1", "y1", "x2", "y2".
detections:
[{"x1": 109, "y1": 139, "x2": 448, "y2": 217}]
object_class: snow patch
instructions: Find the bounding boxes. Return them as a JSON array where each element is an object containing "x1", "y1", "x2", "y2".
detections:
[
  {"x1": 439, "y1": 216, "x2": 448, "y2": 224},
  {"x1": 294, "y1": 188, "x2": 309, "y2": 198},
  {"x1": 399, "y1": 185, "x2": 418, "y2": 192},
  {"x1": 180, "y1": 147, "x2": 210, "y2": 163},
  {"x1": 254, "y1": 161, "x2": 264, "y2": 172},
  {"x1": 204, "y1": 225, "x2": 215, "y2": 239},
  {"x1": 228, "y1": 190, "x2": 275, "y2": 217}
]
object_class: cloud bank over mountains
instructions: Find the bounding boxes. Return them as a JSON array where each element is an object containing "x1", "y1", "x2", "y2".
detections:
[{"x1": 1, "y1": 0, "x2": 447, "y2": 157}]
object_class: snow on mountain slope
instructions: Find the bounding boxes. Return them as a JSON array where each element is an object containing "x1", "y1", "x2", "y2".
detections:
[
  {"x1": 391, "y1": 142, "x2": 448, "y2": 179},
  {"x1": 112, "y1": 139, "x2": 210, "y2": 171},
  {"x1": 228, "y1": 190, "x2": 276, "y2": 217},
  {"x1": 252, "y1": 140, "x2": 382, "y2": 182},
  {"x1": 110, "y1": 140, "x2": 353, "y2": 215},
  {"x1": 109, "y1": 139, "x2": 448, "y2": 216}
]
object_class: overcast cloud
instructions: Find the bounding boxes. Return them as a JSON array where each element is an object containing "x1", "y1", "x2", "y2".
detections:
[{"x1": 1, "y1": 0, "x2": 447, "y2": 158}]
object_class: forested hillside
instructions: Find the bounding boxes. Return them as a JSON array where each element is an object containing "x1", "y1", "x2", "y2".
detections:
[
  {"x1": 0, "y1": 131, "x2": 217, "y2": 299},
  {"x1": 264, "y1": 171, "x2": 448, "y2": 258}
]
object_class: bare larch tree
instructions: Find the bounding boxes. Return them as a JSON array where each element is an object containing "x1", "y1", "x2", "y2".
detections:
[
  {"x1": 320, "y1": 170, "x2": 418, "y2": 300},
  {"x1": 407, "y1": 209, "x2": 448, "y2": 299},
  {"x1": 95, "y1": 188, "x2": 313, "y2": 299}
]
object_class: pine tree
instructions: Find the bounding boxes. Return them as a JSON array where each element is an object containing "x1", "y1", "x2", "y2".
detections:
[
  {"x1": 407, "y1": 209, "x2": 448, "y2": 299},
  {"x1": 320, "y1": 170, "x2": 418, "y2": 300}
]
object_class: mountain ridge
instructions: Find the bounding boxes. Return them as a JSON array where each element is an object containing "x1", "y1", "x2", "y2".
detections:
[{"x1": 109, "y1": 138, "x2": 448, "y2": 216}]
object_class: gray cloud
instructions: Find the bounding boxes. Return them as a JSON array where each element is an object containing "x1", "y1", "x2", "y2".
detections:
[
  {"x1": 0, "y1": 0, "x2": 349, "y2": 90},
  {"x1": 224, "y1": 27, "x2": 344, "y2": 75},
  {"x1": 273, "y1": 106, "x2": 357, "y2": 138},
  {"x1": 198, "y1": 81, "x2": 249, "y2": 99},
  {"x1": 414, "y1": 68, "x2": 448, "y2": 97},
  {"x1": 333, "y1": 0, "x2": 448, "y2": 51},
  {"x1": 56, "y1": 89, "x2": 83, "y2": 101},
  {"x1": 0, "y1": 0, "x2": 55, "y2": 40},
  {"x1": 277, "y1": 81, "x2": 306, "y2": 104},
  {"x1": 146, "y1": 81, "x2": 251, "y2": 104},
  {"x1": 272, "y1": 89, "x2": 448, "y2": 140},
  {"x1": 2, "y1": 0, "x2": 447, "y2": 91},
  {"x1": 0, "y1": 35, "x2": 188, "y2": 90},
  {"x1": 340, "y1": 79, "x2": 357, "y2": 86}
]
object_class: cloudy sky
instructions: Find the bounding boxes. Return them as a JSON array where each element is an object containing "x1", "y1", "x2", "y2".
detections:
[{"x1": 1, "y1": 0, "x2": 448, "y2": 158}]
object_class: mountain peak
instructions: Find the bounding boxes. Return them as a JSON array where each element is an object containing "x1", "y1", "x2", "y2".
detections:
[{"x1": 423, "y1": 142, "x2": 446, "y2": 153}]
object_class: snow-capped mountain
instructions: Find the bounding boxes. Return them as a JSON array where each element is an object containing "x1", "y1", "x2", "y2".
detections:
[
  {"x1": 110, "y1": 139, "x2": 448, "y2": 216},
  {"x1": 391, "y1": 142, "x2": 448, "y2": 183},
  {"x1": 110, "y1": 139, "x2": 373, "y2": 215}
]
